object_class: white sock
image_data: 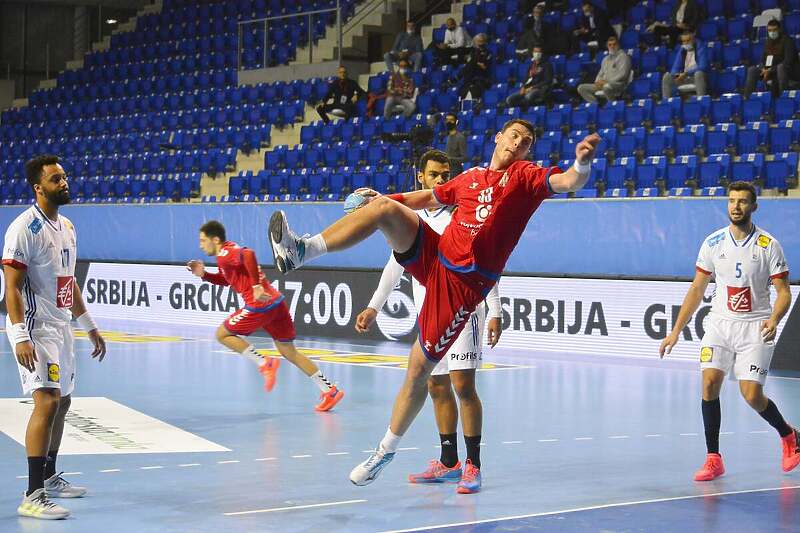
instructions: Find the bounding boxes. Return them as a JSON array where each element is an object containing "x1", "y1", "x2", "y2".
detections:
[
  {"x1": 310, "y1": 370, "x2": 333, "y2": 393},
  {"x1": 379, "y1": 427, "x2": 402, "y2": 454},
  {"x1": 241, "y1": 345, "x2": 263, "y2": 366},
  {"x1": 303, "y1": 234, "x2": 327, "y2": 263}
]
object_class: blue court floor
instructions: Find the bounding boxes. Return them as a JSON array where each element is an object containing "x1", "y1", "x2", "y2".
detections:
[{"x1": 1, "y1": 317, "x2": 799, "y2": 533}]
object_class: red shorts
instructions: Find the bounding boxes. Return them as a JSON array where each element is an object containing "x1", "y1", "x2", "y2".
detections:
[
  {"x1": 395, "y1": 220, "x2": 493, "y2": 362},
  {"x1": 223, "y1": 297, "x2": 296, "y2": 342}
]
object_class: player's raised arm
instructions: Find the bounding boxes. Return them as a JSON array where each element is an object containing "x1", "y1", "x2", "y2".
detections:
[
  {"x1": 659, "y1": 269, "x2": 712, "y2": 358},
  {"x1": 548, "y1": 133, "x2": 601, "y2": 193}
]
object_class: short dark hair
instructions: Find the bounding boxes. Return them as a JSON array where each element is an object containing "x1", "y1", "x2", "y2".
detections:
[
  {"x1": 445, "y1": 112, "x2": 457, "y2": 121},
  {"x1": 681, "y1": 29, "x2": 694, "y2": 36},
  {"x1": 200, "y1": 220, "x2": 227, "y2": 242},
  {"x1": 25, "y1": 154, "x2": 61, "y2": 190},
  {"x1": 418, "y1": 149, "x2": 450, "y2": 172},
  {"x1": 501, "y1": 118, "x2": 536, "y2": 137},
  {"x1": 767, "y1": 19, "x2": 780, "y2": 28},
  {"x1": 607, "y1": 35, "x2": 618, "y2": 42},
  {"x1": 728, "y1": 181, "x2": 757, "y2": 203}
]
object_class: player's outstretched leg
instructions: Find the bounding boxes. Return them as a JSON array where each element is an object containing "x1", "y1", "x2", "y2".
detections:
[
  {"x1": 695, "y1": 369, "x2": 725, "y2": 481},
  {"x1": 273, "y1": 341, "x2": 344, "y2": 412},
  {"x1": 268, "y1": 196, "x2": 419, "y2": 274},
  {"x1": 740, "y1": 380, "x2": 800, "y2": 472},
  {"x1": 215, "y1": 325, "x2": 279, "y2": 392},
  {"x1": 350, "y1": 341, "x2": 437, "y2": 485}
]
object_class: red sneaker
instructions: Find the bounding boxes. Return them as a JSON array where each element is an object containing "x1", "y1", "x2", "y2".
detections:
[
  {"x1": 408, "y1": 460, "x2": 462, "y2": 484},
  {"x1": 781, "y1": 428, "x2": 800, "y2": 472},
  {"x1": 258, "y1": 357, "x2": 280, "y2": 392},
  {"x1": 456, "y1": 460, "x2": 482, "y2": 494},
  {"x1": 315, "y1": 386, "x2": 344, "y2": 412},
  {"x1": 694, "y1": 453, "x2": 725, "y2": 481}
]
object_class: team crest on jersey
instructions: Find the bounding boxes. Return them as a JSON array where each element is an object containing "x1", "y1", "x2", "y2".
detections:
[
  {"x1": 700, "y1": 347, "x2": 713, "y2": 363},
  {"x1": 757, "y1": 235, "x2": 771, "y2": 248},
  {"x1": 706, "y1": 233, "x2": 725, "y2": 248},
  {"x1": 56, "y1": 276, "x2": 75, "y2": 308},
  {"x1": 47, "y1": 363, "x2": 60, "y2": 382},
  {"x1": 28, "y1": 218, "x2": 43, "y2": 235},
  {"x1": 727, "y1": 286, "x2": 752, "y2": 313}
]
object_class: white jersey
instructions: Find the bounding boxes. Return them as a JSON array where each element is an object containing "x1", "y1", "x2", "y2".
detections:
[
  {"x1": 695, "y1": 225, "x2": 788, "y2": 322},
  {"x1": 2, "y1": 205, "x2": 78, "y2": 326},
  {"x1": 368, "y1": 206, "x2": 502, "y2": 317}
]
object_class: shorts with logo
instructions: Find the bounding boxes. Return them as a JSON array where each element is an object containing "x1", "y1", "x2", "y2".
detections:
[
  {"x1": 6, "y1": 316, "x2": 75, "y2": 396},
  {"x1": 395, "y1": 220, "x2": 492, "y2": 363},
  {"x1": 223, "y1": 297, "x2": 296, "y2": 342},
  {"x1": 431, "y1": 304, "x2": 486, "y2": 376},
  {"x1": 700, "y1": 315, "x2": 774, "y2": 385}
]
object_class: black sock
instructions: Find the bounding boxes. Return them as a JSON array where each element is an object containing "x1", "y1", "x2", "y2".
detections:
[
  {"x1": 702, "y1": 398, "x2": 721, "y2": 454},
  {"x1": 464, "y1": 435, "x2": 481, "y2": 469},
  {"x1": 439, "y1": 433, "x2": 458, "y2": 468},
  {"x1": 27, "y1": 457, "x2": 46, "y2": 496},
  {"x1": 759, "y1": 399, "x2": 793, "y2": 438},
  {"x1": 45, "y1": 449, "x2": 58, "y2": 479}
]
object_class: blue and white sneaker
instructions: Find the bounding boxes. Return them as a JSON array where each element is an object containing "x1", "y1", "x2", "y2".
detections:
[
  {"x1": 349, "y1": 448, "x2": 395, "y2": 486},
  {"x1": 268, "y1": 210, "x2": 305, "y2": 274}
]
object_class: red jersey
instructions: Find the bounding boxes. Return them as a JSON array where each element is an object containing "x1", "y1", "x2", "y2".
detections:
[
  {"x1": 201, "y1": 241, "x2": 282, "y2": 309},
  {"x1": 432, "y1": 161, "x2": 558, "y2": 279}
]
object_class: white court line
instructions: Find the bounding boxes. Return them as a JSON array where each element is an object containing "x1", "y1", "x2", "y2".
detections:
[
  {"x1": 502, "y1": 441, "x2": 523, "y2": 444},
  {"x1": 100, "y1": 469, "x2": 121, "y2": 473},
  {"x1": 362, "y1": 449, "x2": 375, "y2": 453},
  {"x1": 379, "y1": 485, "x2": 800, "y2": 533},
  {"x1": 680, "y1": 433, "x2": 699, "y2": 436},
  {"x1": 225, "y1": 499, "x2": 368, "y2": 516},
  {"x1": 218, "y1": 460, "x2": 240, "y2": 464},
  {"x1": 397, "y1": 447, "x2": 419, "y2": 451},
  {"x1": 16, "y1": 476, "x2": 28, "y2": 479},
  {"x1": 178, "y1": 463, "x2": 201, "y2": 467},
  {"x1": 255, "y1": 457, "x2": 276, "y2": 462},
  {"x1": 63, "y1": 472, "x2": 82, "y2": 476},
  {"x1": 749, "y1": 430, "x2": 769, "y2": 434},
  {"x1": 140, "y1": 466, "x2": 164, "y2": 470},
  {"x1": 327, "y1": 452, "x2": 349, "y2": 456},
  {"x1": 608, "y1": 435, "x2": 629, "y2": 439},
  {"x1": 720, "y1": 432, "x2": 734, "y2": 435},
  {"x1": 291, "y1": 455, "x2": 312, "y2": 458},
  {"x1": 574, "y1": 437, "x2": 593, "y2": 441},
  {"x1": 645, "y1": 434, "x2": 661, "y2": 438},
  {"x1": 538, "y1": 439, "x2": 558, "y2": 442}
]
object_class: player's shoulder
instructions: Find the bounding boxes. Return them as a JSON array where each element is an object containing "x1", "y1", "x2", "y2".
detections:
[
  {"x1": 60, "y1": 214, "x2": 76, "y2": 234},
  {"x1": 702, "y1": 227, "x2": 728, "y2": 249},
  {"x1": 754, "y1": 227, "x2": 781, "y2": 250},
  {"x1": 6, "y1": 207, "x2": 41, "y2": 238}
]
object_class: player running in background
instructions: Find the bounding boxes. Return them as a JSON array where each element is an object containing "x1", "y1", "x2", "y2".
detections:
[
  {"x1": 187, "y1": 220, "x2": 343, "y2": 412},
  {"x1": 660, "y1": 181, "x2": 799, "y2": 481},
  {"x1": 269, "y1": 121, "x2": 600, "y2": 487},
  {"x1": 355, "y1": 149, "x2": 502, "y2": 494},
  {"x1": 3, "y1": 155, "x2": 107, "y2": 520}
]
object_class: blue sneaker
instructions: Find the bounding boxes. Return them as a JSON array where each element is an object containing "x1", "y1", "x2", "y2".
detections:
[
  {"x1": 349, "y1": 448, "x2": 395, "y2": 486},
  {"x1": 268, "y1": 210, "x2": 306, "y2": 274},
  {"x1": 408, "y1": 460, "x2": 463, "y2": 483},
  {"x1": 456, "y1": 460, "x2": 481, "y2": 494}
]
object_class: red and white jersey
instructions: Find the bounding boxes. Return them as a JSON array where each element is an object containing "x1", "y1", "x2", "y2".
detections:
[
  {"x1": 695, "y1": 225, "x2": 789, "y2": 321},
  {"x1": 432, "y1": 161, "x2": 559, "y2": 280},
  {"x1": 2, "y1": 205, "x2": 78, "y2": 326},
  {"x1": 206, "y1": 241, "x2": 282, "y2": 309}
]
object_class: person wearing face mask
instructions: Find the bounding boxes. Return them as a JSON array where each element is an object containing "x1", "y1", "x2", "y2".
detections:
[
  {"x1": 316, "y1": 66, "x2": 367, "y2": 124},
  {"x1": 744, "y1": 19, "x2": 800, "y2": 99},
  {"x1": 433, "y1": 18, "x2": 471, "y2": 66},
  {"x1": 662, "y1": 30, "x2": 708, "y2": 99},
  {"x1": 505, "y1": 46, "x2": 553, "y2": 109},
  {"x1": 384, "y1": 59, "x2": 417, "y2": 119},
  {"x1": 458, "y1": 34, "x2": 493, "y2": 101},
  {"x1": 573, "y1": 2, "x2": 614, "y2": 51},
  {"x1": 651, "y1": 0, "x2": 702, "y2": 49},
  {"x1": 443, "y1": 113, "x2": 467, "y2": 175},
  {"x1": 516, "y1": 4, "x2": 549, "y2": 59},
  {"x1": 577, "y1": 35, "x2": 631, "y2": 103},
  {"x1": 385, "y1": 20, "x2": 424, "y2": 72}
]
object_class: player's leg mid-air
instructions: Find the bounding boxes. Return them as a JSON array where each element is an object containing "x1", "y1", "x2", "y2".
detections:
[
  {"x1": 269, "y1": 121, "x2": 600, "y2": 486},
  {"x1": 660, "y1": 182, "x2": 799, "y2": 481},
  {"x1": 188, "y1": 220, "x2": 343, "y2": 411}
]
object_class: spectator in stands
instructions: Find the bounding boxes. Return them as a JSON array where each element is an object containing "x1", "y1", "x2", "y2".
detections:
[
  {"x1": 316, "y1": 66, "x2": 366, "y2": 124},
  {"x1": 574, "y1": 2, "x2": 614, "y2": 51},
  {"x1": 650, "y1": 0, "x2": 703, "y2": 49},
  {"x1": 384, "y1": 59, "x2": 416, "y2": 119},
  {"x1": 577, "y1": 35, "x2": 632, "y2": 103},
  {"x1": 516, "y1": 4, "x2": 549, "y2": 58},
  {"x1": 444, "y1": 112, "x2": 467, "y2": 175},
  {"x1": 744, "y1": 19, "x2": 800, "y2": 98},
  {"x1": 662, "y1": 30, "x2": 707, "y2": 99},
  {"x1": 433, "y1": 18, "x2": 471, "y2": 66},
  {"x1": 385, "y1": 21, "x2": 424, "y2": 72},
  {"x1": 505, "y1": 46, "x2": 553, "y2": 108},
  {"x1": 458, "y1": 33, "x2": 493, "y2": 101}
]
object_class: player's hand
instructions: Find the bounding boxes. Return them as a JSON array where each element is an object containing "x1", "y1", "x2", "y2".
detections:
[
  {"x1": 15, "y1": 341, "x2": 37, "y2": 372},
  {"x1": 355, "y1": 308, "x2": 378, "y2": 333},
  {"x1": 761, "y1": 318, "x2": 778, "y2": 342},
  {"x1": 659, "y1": 333, "x2": 679, "y2": 359},
  {"x1": 186, "y1": 260, "x2": 205, "y2": 277},
  {"x1": 252, "y1": 284, "x2": 268, "y2": 302},
  {"x1": 487, "y1": 317, "x2": 502, "y2": 348},
  {"x1": 354, "y1": 187, "x2": 381, "y2": 207},
  {"x1": 88, "y1": 329, "x2": 107, "y2": 361},
  {"x1": 575, "y1": 133, "x2": 601, "y2": 164}
]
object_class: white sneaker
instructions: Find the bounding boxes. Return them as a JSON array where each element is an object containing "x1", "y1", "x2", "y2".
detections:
[
  {"x1": 18, "y1": 488, "x2": 70, "y2": 520},
  {"x1": 268, "y1": 210, "x2": 305, "y2": 274},
  {"x1": 349, "y1": 448, "x2": 396, "y2": 486},
  {"x1": 44, "y1": 472, "x2": 87, "y2": 498}
]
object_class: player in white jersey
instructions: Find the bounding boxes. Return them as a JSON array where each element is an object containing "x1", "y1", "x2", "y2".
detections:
[
  {"x1": 3, "y1": 155, "x2": 107, "y2": 520},
  {"x1": 660, "y1": 182, "x2": 799, "y2": 482},
  {"x1": 355, "y1": 150, "x2": 502, "y2": 493}
]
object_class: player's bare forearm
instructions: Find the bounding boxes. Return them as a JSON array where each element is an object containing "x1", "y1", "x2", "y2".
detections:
[
  {"x1": 3, "y1": 265, "x2": 26, "y2": 325},
  {"x1": 769, "y1": 280, "x2": 792, "y2": 324},
  {"x1": 389, "y1": 189, "x2": 441, "y2": 210},
  {"x1": 670, "y1": 286, "x2": 705, "y2": 335},
  {"x1": 70, "y1": 282, "x2": 89, "y2": 318},
  {"x1": 549, "y1": 167, "x2": 589, "y2": 193}
]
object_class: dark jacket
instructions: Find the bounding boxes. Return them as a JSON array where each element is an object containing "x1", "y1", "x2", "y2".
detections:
[
  {"x1": 578, "y1": 7, "x2": 614, "y2": 43},
  {"x1": 671, "y1": 0, "x2": 702, "y2": 30},
  {"x1": 391, "y1": 32, "x2": 423, "y2": 55},
  {"x1": 523, "y1": 60, "x2": 554, "y2": 90},
  {"x1": 762, "y1": 34, "x2": 800, "y2": 80},
  {"x1": 323, "y1": 78, "x2": 366, "y2": 105}
]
